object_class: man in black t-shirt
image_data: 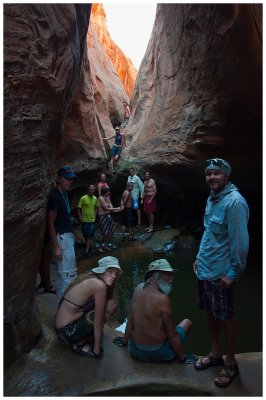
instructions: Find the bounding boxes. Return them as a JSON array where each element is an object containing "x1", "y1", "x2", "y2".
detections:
[{"x1": 47, "y1": 166, "x2": 77, "y2": 302}]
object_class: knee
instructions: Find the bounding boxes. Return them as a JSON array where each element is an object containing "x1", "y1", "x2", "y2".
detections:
[{"x1": 182, "y1": 318, "x2": 192, "y2": 331}]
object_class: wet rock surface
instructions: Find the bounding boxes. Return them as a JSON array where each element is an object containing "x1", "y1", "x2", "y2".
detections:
[{"x1": 4, "y1": 238, "x2": 262, "y2": 396}]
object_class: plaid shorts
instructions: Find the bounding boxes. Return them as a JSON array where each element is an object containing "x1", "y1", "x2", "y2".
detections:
[{"x1": 197, "y1": 278, "x2": 235, "y2": 321}]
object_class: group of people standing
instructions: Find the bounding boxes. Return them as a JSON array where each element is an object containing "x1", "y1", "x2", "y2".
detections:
[
  {"x1": 46, "y1": 166, "x2": 157, "y2": 301},
  {"x1": 46, "y1": 157, "x2": 250, "y2": 389}
]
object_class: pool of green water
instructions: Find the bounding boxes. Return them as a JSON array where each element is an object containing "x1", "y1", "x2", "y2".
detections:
[{"x1": 78, "y1": 239, "x2": 262, "y2": 355}]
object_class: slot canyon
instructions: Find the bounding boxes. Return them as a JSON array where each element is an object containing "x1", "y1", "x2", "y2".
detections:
[{"x1": 4, "y1": 3, "x2": 262, "y2": 396}]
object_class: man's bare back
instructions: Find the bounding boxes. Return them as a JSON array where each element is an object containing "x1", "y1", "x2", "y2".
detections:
[
  {"x1": 122, "y1": 189, "x2": 133, "y2": 208},
  {"x1": 130, "y1": 283, "x2": 176, "y2": 346}
]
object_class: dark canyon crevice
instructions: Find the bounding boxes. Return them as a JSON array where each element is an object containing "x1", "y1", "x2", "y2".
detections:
[{"x1": 4, "y1": 3, "x2": 262, "y2": 367}]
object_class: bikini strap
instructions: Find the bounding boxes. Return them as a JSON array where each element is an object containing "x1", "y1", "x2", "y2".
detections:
[{"x1": 62, "y1": 296, "x2": 82, "y2": 309}]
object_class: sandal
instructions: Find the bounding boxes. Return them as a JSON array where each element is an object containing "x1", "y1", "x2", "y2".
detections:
[
  {"x1": 72, "y1": 343, "x2": 94, "y2": 358},
  {"x1": 214, "y1": 364, "x2": 239, "y2": 388},
  {"x1": 72, "y1": 343, "x2": 103, "y2": 358},
  {"x1": 194, "y1": 353, "x2": 224, "y2": 370},
  {"x1": 102, "y1": 245, "x2": 112, "y2": 251},
  {"x1": 43, "y1": 286, "x2": 56, "y2": 294}
]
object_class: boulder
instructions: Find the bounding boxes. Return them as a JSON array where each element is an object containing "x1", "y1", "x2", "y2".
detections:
[{"x1": 143, "y1": 229, "x2": 181, "y2": 252}]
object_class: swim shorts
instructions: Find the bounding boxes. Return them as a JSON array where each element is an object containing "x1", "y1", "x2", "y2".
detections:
[
  {"x1": 122, "y1": 208, "x2": 134, "y2": 228},
  {"x1": 128, "y1": 326, "x2": 186, "y2": 362},
  {"x1": 56, "y1": 313, "x2": 94, "y2": 345},
  {"x1": 81, "y1": 222, "x2": 96, "y2": 239},
  {"x1": 144, "y1": 196, "x2": 156, "y2": 213},
  {"x1": 111, "y1": 146, "x2": 122, "y2": 157},
  {"x1": 197, "y1": 278, "x2": 236, "y2": 321}
]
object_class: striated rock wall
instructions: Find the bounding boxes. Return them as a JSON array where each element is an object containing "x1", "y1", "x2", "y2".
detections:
[
  {"x1": 57, "y1": 7, "x2": 130, "y2": 182},
  {"x1": 91, "y1": 3, "x2": 137, "y2": 98},
  {"x1": 4, "y1": 4, "x2": 91, "y2": 365},
  {"x1": 125, "y1": 4, "x2": 262, "y2": 192},
  {"x1": 87, "y1": 20, "x2": 129, "y2": 142}
]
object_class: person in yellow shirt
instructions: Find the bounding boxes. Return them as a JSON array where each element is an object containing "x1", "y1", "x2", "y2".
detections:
[{"x1": 77, "y1": 185, "x2": 98, "y2": 256}]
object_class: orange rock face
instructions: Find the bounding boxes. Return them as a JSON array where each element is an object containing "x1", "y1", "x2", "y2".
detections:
[
  {"x1": 91, "y1": 4, "x2": 137, "y2": 98},
  {"x1": 59, "y1": 5, "x2": 130, "y2": 175}
]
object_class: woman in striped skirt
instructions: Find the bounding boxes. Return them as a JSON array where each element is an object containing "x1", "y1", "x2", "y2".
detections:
[{"x1": 97, "y1": 187, "x2": 120, "y2": 252}]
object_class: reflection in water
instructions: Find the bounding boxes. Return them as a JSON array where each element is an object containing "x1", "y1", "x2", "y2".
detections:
[
  {"x1": 131, "y1": 259, "x2": 142, "y2": 288},
  {"x1": 77, "y1": 240, "x2": 262, "y2": 354},
  {"x1": 116, "y1": 258, "x2": 143, "y2": 333}
]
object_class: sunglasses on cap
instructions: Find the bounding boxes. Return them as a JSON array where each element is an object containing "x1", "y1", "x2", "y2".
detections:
[
  {"x1": 205, "y1": 159, "x2": 228, "y2": 167},
  {"x1": 63, "y1": 167, "x2": 74, "y2": 173}
]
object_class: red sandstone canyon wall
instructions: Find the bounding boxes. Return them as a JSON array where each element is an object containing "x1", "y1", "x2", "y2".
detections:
[
  {"x1": 91, "y1": 3, "x2": 137, "y2": 98},
  {"x1": 125, "y1": 4, "x2": 262, "y2": 191},
  {"x1": 4, "y1": 4, "x2": 91, "y2": 365},
  {"x1": 58, "y1": 6, "x2": 130, "y2": 176}
]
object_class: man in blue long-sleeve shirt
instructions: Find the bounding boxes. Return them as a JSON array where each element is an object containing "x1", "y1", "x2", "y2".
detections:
[{"x1": 193, "y1": 158, "x2": 249, "y2": 388}]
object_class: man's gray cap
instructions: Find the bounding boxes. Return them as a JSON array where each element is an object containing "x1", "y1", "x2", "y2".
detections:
[{"x1": 144, "y1": 259, "x2": 176, "y2": 281}]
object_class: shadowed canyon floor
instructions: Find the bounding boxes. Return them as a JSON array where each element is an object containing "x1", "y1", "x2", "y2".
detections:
[{"x1": 4, "y1": 229, "x2": 262, "y2": 396}]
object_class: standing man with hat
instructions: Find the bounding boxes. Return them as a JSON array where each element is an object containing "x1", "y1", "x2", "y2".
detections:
[
  {"x1": 102, "y1": 125, "x2": 126, "y2": 173},
  {"x1": 47, "y1": 166, "x2": 77, "y2": 303},
  {"x1": 193, "y1": 158, "x2": 249, "y2": 388},
  {"x1": 113, "y1": 259, "x2": 195, "y2": 363}
]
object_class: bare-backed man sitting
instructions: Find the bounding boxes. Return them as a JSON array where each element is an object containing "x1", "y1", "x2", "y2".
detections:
[{"x1": 113, "y1": 259, "x2": 196, "y2": 363}]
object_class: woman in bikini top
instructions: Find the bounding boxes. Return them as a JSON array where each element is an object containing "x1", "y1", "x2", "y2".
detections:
[
  {"x1": 60, "y1": 296, "x2": 95, "y2": 313},
  {"x1": 55, "y1": 257, "x2": 123, "y2": 358}
]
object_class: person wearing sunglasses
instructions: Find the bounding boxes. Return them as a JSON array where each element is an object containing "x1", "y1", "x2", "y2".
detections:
[{"x1": 193, "y1": 158, "x2": 249, "y2": 388}]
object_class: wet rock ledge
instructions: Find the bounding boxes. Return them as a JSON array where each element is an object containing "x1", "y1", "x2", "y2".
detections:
[{"x1": 4, "y1": 292, "x2": 262, "y2": 396}]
